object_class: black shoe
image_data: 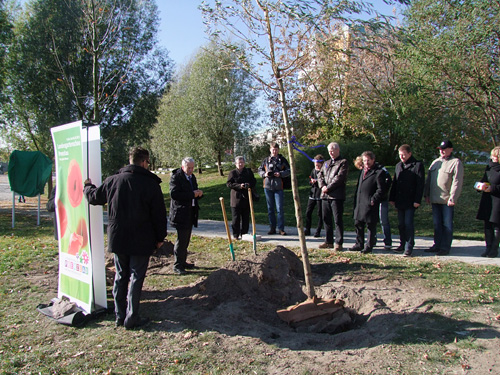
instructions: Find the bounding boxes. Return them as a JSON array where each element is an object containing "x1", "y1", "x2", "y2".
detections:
[
  {"x1": 350, "y1": 245, "x2": 363, "y2": 252},
  {"x1": 124, "y1": 316, "x2": 150, "y2": 330},
  {"x1": 115, "y1": 318, "x2": 124, "y2": 327},
  {"x1": 314, "y1": 231, "x2": 321, "y2": 238},
  {"x1": 304, "y1": 229, "x2": 311, "y2": 236},
  {"x1": 183, "y1": 262, "x2": 196, "y2": 269},
  {"x1": 437, "y1": 249, "x2": 450, "y2": 256},
  {"x1": 361, "y1": 247, "x2": 372, "y2": 254},
  {"x1": 403, "y1": 249, "x2": 412, "y2": 257},
  {"x1": 279, "y1": 230, "x2": 287, "y2": 236},
  {"x1": 425, "y1": 246, "x2": 440, "y2": 253},
  {"x1": 267, "y1": 229, "x2": 276, "y2": 235},
  {"x1": 481, "y1": 249, "x2": 489, "y2": 257},
  {"x1": 487, "y1": 251, "x2": 498, "y2": 258},
  {"x1": 173, "y1": 267, "x2": 187, "y2": 275},
  {"x1": 393, "y1": 246, "x2": 404, "y2": 254}
]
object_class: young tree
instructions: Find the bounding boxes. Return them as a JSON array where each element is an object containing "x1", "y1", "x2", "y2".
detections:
[{"x1": 201, "y1": 0, "x2": 377, "y2": 299}]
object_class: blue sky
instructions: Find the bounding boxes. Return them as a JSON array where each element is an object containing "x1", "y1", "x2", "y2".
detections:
[{"x1": 156, "y1": 1, "x2": 406, "y2": 67}]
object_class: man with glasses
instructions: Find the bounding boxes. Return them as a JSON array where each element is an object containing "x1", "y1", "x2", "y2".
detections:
[{"x1": 84, "y1": 147, "x2": 167, "y2": 329}]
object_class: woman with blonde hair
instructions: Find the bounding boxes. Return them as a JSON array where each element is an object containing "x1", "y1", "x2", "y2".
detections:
[{"x1": 476, "y1": 146, "x2": 500, "y2": 258}]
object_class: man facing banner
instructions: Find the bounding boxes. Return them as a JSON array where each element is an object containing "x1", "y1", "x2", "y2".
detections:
[{"x1": 84, "y1": 147, "x2": 167, "y2": 329}]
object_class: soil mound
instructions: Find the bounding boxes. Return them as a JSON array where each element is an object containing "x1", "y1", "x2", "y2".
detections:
[
  {"x1": 194, "y1": 245, "x2": 306, "y2": 306},
  {"x1": 153, "y1": 246, "x2": 308, "y2": 334}
]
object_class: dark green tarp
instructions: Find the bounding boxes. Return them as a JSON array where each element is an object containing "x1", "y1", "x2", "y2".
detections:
[{"x1": 8, "y1": 151, "x2": 52, "y2": 197}]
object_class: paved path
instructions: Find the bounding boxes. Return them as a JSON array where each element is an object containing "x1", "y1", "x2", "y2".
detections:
[
  {"x1": 2, "y1": 175, "x2": 499, "y2": 266},
  {"x1": 193, "y1": 220, "x2": 500, "y2": 267}
]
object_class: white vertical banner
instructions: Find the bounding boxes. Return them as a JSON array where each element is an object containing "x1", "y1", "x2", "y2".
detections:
[
  {"x1": 50, "y1": 121, "x2": 106, "y2": 313},
  {"x1": 82, "y1": 125, "x2": 107, "y2": 311}
]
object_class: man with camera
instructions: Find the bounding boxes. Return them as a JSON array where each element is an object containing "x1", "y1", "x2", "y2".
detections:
[{"x1": 258, "y1": 142, "x2": 290, "y2": 235}]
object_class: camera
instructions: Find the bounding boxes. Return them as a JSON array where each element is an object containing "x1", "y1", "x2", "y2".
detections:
[{"x1": 267, "y1": 171, "x2": 274, "y2": 177}]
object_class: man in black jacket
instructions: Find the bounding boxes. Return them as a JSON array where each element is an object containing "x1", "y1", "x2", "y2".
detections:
[
  {"x1": 352, "y1": 151, "x2": 387, "y2": 254},
  {"x1": 317, "y1": 142, "x2": 348, "y2": 251},
  {"x1": 389, "y1": 144, "x2": 425, "y2": 257},
  {"x1": 84, "y1": 147, "x2": 167, "y2": 329},
  {"x1": 169, "y1": 157, "x2": 203, "y2": 275}
]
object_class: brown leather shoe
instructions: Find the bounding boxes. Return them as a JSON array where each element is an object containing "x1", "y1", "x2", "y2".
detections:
[
  {"x1": 319, "y1": 242, "x2": 333, "y2": 249},
  {"x1": 333, "y1": 244, "x2": 343, "y2": 252}
]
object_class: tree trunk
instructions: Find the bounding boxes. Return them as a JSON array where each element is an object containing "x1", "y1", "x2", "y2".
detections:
[
  {"x1": 277, "y1": 71, "x2": 316, "y2": 299},
  {"x1": 217, "y1": 152, "x2": 224, "y2": 176}
]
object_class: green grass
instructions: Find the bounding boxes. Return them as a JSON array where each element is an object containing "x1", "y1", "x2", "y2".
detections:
[{"x1": 160, "y1": 164, "x2": 485, "y2": 240}]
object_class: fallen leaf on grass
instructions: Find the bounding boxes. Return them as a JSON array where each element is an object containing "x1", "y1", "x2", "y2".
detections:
[
  {"x1": 337, "y1": 257, "x2": 351, "y2": 264},
  {"x1": 461, "y1": 363, "x2": 471, "y2": 370},
  {"x1": 71, "y1": 351, "x2": 85, "y2": 358},
  {"x1": 494, "y1": 313, "x2": 500, "y2": 320},
  {"x1": 423, "y1": 354, "x2": 429, "y2": 360},
  {"x1": 433, "y1": 263, "x2": 442, "y2": 269}
]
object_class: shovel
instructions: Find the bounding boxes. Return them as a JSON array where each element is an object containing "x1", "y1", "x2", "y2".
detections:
[
  {"x1": 248, "y1": 187, "x2": 258, "y2": 255},
  {"x1": 219, "y1": 197, "x2": 235, "y2": 261}
]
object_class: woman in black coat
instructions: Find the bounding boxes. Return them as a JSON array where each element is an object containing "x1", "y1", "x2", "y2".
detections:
[
  {"x1": 476, "y1": 147, "x2": 500, "y2": 258},
  {"x1": 352, "y1": 151, "x2": 387, "y2": 254},
  {"x1": 227, "y1": 156, "x2": 257, "y2": 240}
]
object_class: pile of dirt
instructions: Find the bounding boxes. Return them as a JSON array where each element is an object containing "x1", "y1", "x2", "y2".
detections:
[
  {"x1": 150, "y1": 246, "x2": 355, "y2": 336},
  {"x1": 194, "y1": 245, "x2": 307, "y2": 306}
]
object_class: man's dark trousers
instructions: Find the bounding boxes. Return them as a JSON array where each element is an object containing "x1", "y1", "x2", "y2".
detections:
[
  {"x1": 113, "y1": 254, "x2": 150, "y2": 326},
  {"x1": 174, "y1": 226, "x2": 193, "y2": 270},
  {"x1": 322, "y1": 199, "x2": 344, "y2": 245}
]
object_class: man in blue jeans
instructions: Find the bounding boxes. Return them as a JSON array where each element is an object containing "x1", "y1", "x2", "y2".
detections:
[
  {"x1": 424, "y1": 140, "x2": 464, "y2": 256},
  {"x1": 389, "y1": 144, "x2": 425, "y2": 257},
  {"x1": 258, "y1": 142, "x2": 290, "y2": 235}
]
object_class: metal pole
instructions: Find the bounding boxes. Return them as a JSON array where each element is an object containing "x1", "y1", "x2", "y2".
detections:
[{"x1": 11, "y1": 191, "x2": 15, "y2": 228}]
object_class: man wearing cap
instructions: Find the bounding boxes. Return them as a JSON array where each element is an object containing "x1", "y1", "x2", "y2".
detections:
[{"x1": 424, "y1": 140, "x2": 464, "y2": 255}]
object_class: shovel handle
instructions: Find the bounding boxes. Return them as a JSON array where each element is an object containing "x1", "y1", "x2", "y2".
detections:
[
  {"x1": 248, "y1": 188, "x2": 257, "y2": 255},
  {"x1": 219, "y1": 197, "x2": 235, "y2": 260}
]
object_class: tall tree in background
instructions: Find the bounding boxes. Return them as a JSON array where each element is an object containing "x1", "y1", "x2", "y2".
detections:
[
  {"x1": 401, "y1": 0, "x2": 500, "y2": 149},
  {"x1": 1, "y1": 0, "x2": 172, "y2": 174},
  {"x1": 152, "y1": 42, "x2": 258, "y2": 175}
]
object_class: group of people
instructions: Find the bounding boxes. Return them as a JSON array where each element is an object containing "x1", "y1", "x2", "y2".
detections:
[
  {"x1": 79, "y1": 139, "x2": 498, "y2": 329},
  {"x1": 232, "y1": 139, "x2": 467, "y2": 260},
  {"x1": 303, "y1": 140, "x2": 465, "y2": 258}
]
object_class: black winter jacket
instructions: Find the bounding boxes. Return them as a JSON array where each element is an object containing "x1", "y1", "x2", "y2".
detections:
[
  {"x1": 317, "y1": 156, "x2": 349, "y2": 200},
  {"x1": 226, "y1": 167, "x2": 257, "y2": 208},
  {"x1": 84, "y1": 164, "x2": 167, "y2": 256},
  {"x1": 169, "y1": 168, "x2": 201, "y2": 229},
  {"x1": 477, "y1": 160, "x2": 500, "y2": 224},
  {"x1": 353, "y1": 163, "x2": 386, "y2": 223},
  {"x1": 389, "y1": 156, "x2": 425, "y2": 210}
]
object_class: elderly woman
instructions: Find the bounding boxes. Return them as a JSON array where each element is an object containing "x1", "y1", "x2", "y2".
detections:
[
  {"x1": 227, "y1": 156, "x2": 257, "y2": 240},
  {"x1": 476, "y1": 147, "x2": 500, "y2": 258}
]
